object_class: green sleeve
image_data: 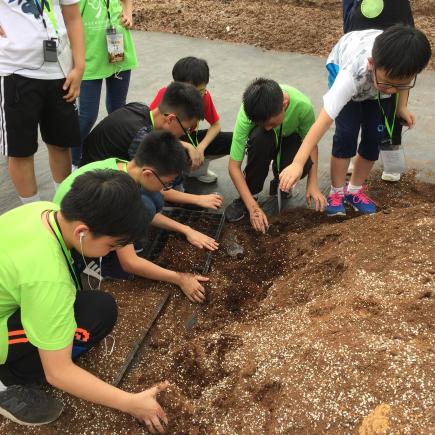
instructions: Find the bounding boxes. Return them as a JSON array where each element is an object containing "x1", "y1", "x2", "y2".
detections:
[
  {"x1": 230, "y1": 105, "x2": 254, "y2": 161},
  {"x1": 21, "y1": 281, "x2": 77, "y2": 351},
  {"x1": 298, "y1": 104, "x2": 316, "y2": 140}
]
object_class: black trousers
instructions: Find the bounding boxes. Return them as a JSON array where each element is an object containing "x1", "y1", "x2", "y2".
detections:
[
  {"x1": 0, "y1": 291, "x2": 117, "y2": 386},
  {"x1": 244, "y1": 126, "x2": 313, "y2": 196},
  {"x1": 181, "y1": 130, "x2": 232, "y2": 156}
]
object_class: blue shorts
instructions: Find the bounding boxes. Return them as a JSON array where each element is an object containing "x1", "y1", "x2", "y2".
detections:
[
  {"x1": 140, "y1": 189, "x2": 164, "y2": 221},
  {"x1": 332, "y1": 97, "x2": 402, "y2": 161}
]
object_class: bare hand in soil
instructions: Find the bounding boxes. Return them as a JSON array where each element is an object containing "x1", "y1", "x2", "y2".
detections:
[
  {"x1": 177, "y1": 273, "x2": 208, "y2": 303},
  {"x1": 195, "y1": 193, "x2": 224, "y2": 210},
  {"x1": 249, "y1": 206, "x2": 269, "y2": 234},
  {"x1": 185, "y1": 227, "x2": 219, "y2": 250},
  {"x1": 306, "y1": 184, "x2": 327, "y2": 212},
  {"x1": 129, "y1": 381, "x2": 169, "y2": 433},
  {"x1": 279, "y1": 161, "x2": 303, "y2": 192}
]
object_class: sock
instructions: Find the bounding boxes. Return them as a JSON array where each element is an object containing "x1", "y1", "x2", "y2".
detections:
[
  {"x1": 53, "y1": 181, "x2": 60, "y2": 192},
  {"x1": 329, "y1": 185, "x2": 344, "y2": 196},
  {"x1": 347, "y1": 183, "x2": 363, "y2": 194},
  {"x1": 0, "y1": 379, "x2": 7, "y2": 392},
  {"x1": 19, "y1": 192, "x2": 40, "y2": 204}
]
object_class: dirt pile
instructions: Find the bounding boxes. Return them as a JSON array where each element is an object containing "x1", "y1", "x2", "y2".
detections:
[
  {"x1": 133, "y1": 0, "x2": 435, "y2": 70},
  {"x1": 1, "y1": 172, "x2": 433, "y2": 434}
]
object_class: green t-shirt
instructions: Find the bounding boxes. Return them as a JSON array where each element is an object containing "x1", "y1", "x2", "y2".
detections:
[
  {"x1": 54, "y1": 158, "x2": 127, "y2": 205},
  {"x1": 230, "y1": 85, "x2": 316, "y2": 161},
  {"x1": 80, "y1": 0, "x2": 137, "y2": 80},
  {"x1": 0, "y1": 202, "x2": 77, "y2": 364}
]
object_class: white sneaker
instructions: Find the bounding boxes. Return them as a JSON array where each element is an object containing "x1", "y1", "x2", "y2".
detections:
[
  {"x1": 381, "y1": 172, "x2": 401, "y2": 182},
  {"x1": 196, "y1": 170, "x2": 218, "y2": 184},
  {"x1": 83, "y1": 260, "x2": 102, "y2": 280}
]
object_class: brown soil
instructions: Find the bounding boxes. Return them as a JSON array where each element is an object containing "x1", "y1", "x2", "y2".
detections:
[
  {"x1": 2, "y1": 171, "x2": 433, "y2": 434},
  {"x1": 133, "y1": 0, "x2": 435, "y2": 70}
]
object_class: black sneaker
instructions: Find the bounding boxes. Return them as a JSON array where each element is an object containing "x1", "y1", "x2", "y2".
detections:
[
  {"x1": 225, "y1": 198, "x2": 247, "y2": 222},
  {"x1": 269, "y1": 178, "x2": 292, "y2": 199},
  {"x1": 0, "y1": 385, "x2": 63, "y2": 426}
]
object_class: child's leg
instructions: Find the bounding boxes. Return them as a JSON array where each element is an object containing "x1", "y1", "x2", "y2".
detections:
[
  {"x1": 331, "y1": 100, "x2": 361, "y2": 189},
  {"x1": 74, "y1": 79, "x2": 103, "y2": 166},
  {"x1": 105, "y1": 70, "x2": 131, "y2": 115},
  {"x1": 279, "y1": 133, "x2": 313, "y2": 179},
  {"x1": 244, "y1": 126, "x2": 276, "y2": 196},
  {"x1": 0, "y1": 291, "x2": 117, "y2": 386},
  {"x1": 198, "y1": 130, "x2": 233, "y2": 157},
  {"x1": 342, "y1": 0, "x2": 360, "y2": 33}
]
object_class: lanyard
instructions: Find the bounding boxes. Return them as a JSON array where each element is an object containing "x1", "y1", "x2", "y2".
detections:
[
  {"x1": 46, "y1": 211, "x2": 82, "y2": 290},
  {"x1": 377, "y1": 93, "x2": 398, "y2": 139},
  {"x1": 185, "y1": 129, "x2": 199, "y2": 148},
  {"x1": 34, "y1": 0, "x2": 59, "y2": 35},
  {"x1": 274, "y1": 124, "x2": 283, "y2": 171}
]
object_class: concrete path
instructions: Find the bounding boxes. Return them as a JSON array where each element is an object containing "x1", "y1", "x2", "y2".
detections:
[{"x1": 1, "y1": 31, "x2": 434, "y2": 215}]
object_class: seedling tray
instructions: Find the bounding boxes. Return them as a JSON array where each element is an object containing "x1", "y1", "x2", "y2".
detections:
[{"x1": 140, "y1": 207, "x2": 225, "y2": 274}]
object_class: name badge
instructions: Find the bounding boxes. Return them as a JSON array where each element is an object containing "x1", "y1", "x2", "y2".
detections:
[{"x1": 106, "y1": 28, "x2": 124, "y2": 63}]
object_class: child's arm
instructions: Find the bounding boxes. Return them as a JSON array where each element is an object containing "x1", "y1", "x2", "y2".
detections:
[
  {"x1": 279, "y1": 108, "x2": 333, "y2": 192},
  {"x1": 39, "y1": 346, "x2": 169, "y2": 432},
  {"x1": 305, "y1": 145, "x2": 327, "y2": 212},
  {"x1": 117, "y1": 245, "x2": 207, "y2": 303},
  {"x1": 61, "y1": 3, "x2": 85, "y2": 102},
  {"x1": 152, "y1": 212, "x2": 219, "y2": 251},
  {"x1": 196, "y1": 120, "x2": 222, "y2": 159},
  {"x1": 163, "y1": 189, "x2": 223, "y2": 210},
  {"x1": 228, "y1": 159, "x2": 269, "y2": 234},
  {"x1": 120, "y1": 0, "x2": 133, "y2": 28},
  {"x1": 397, "y1": 89, "x2": 416, "y2": 128},
  {"x1": 180, "y1": 140, "x2": 203, "y2": 170}
]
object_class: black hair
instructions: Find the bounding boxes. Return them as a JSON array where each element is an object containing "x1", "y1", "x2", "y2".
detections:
[
  {"x1": 243, "y1": 78, "x2": 284, "y2": 124},
  {"x1": 134, "y1": 129, "x2": 189, "y2": 176},
  {"x1": 158, "y1": 81, "x2": 204, "y2": 122},
  {"x1": 61, "y1": 170, "x2": 149, "y2": 245},
  {"x1": 372, "y1": 25, "x2": 432, "y2": 79},
  {"x1": 172, "y1": 56, "x2": 210, "y2": 86}
]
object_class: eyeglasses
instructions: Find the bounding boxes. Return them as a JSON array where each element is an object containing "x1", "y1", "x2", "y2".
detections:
[
  {"x1": 373, "y1": 68, "x2": 417, "y2": 91},
  {"x1": 175, "y1": 115, "x2": 190, "y2": 137},
  {"x1": 148, "y1": 169, "x2": 173, "y2": 191}
]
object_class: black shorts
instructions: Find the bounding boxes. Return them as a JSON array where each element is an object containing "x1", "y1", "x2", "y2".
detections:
[{"x1": 0, "y1": 74, "x2": 80, "y2": 157}]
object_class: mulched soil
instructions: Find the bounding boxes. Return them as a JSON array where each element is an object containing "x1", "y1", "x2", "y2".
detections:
[
  {"x1": 133, "y1": 0, "x2": 435, "y2": 71},
  {"x1": 1, "y1": 170, "x2": 433, "y2": 434}
]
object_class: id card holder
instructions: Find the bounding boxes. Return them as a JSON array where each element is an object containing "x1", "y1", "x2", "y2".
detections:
[
  {"x1": 106, "y1": 27, "x2": 124, "y2": 63},
  {"x1": 43, "y1": 39, "x2": 58, "y2": 62},
  {"x1": 380, "y1": 138, "x2": 406, "y2": 174}
]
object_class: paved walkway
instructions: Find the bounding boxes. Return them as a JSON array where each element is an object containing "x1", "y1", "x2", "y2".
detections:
[{"x1": 1, "y1": 31, "x2": 434, "y2": 214}]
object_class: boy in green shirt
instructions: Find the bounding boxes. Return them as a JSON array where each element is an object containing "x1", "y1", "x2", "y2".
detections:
[
  {"x1": 225, "y1": 78, "x2": 327, "y2": 233},
  {"x1": 55, "y1": 130, "x2": 218, "y2": 303},
  {"x1": 0, "y1": 171, "x2": 170, "y2": 432}
]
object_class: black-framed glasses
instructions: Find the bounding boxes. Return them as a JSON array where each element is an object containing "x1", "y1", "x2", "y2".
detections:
[
  {"x1": 148, "y1": 169, "x2": 173, "y2": 191},
  {"x1": 373, "y1": 68, "x2": 417, "y2": 91},
  {"x1": 175, "y1": 115, "x2": 190, "y2": 137}
]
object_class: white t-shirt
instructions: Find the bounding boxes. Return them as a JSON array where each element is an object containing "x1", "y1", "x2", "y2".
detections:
[
  {"x1": 323, "y1": 29, "x2": 389, "y2": 120},
  {"x1": 0, "y1": 0, "x2": 78, "y2": 79}
]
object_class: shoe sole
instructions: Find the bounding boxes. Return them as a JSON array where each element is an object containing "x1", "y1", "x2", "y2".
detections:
[
  {"x1": 0, "y1": 405, "x2": 63, "y2": 426},
  {"x1": 327, "y1": 210, "x2": 346, "y2": 217},
  {"x1": 196, "y1": 177, "x2": 218, "y2": 183},
  {"x1": 381, "y1": 175, "x2": 400, "y2": 182},
  {"x1": 225, "y1": 213, "x2": 246, "y2": 223}
]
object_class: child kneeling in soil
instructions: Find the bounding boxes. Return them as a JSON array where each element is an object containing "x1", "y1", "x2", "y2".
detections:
[
  {"x1": 279, "y1": 24, "x2": 431, "y2": 216},
  {"x1": 225, "y1": 78, "x2": 327, "y2": 233},
  {"x1": 0, "y1": 171, "x2": 169, "y2": 432},
  {"x1": 55, "y1": 130, "x2": 216, "y2": 303},
  {"x1": 150, "y1": 56, "x2": 232, "y2": 184}
]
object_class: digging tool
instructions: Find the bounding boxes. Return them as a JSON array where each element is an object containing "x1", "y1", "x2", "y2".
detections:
[{"x1": 113, "y1": 290, "x2": 171, "y2": 386}]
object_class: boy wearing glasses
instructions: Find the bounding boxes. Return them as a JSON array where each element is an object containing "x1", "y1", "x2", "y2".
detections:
[
  {"x1": 279, "y1": 24, "x2": 431, "y2": 216},
  {"x1": 55, "y1": 130, "x2": 217, "y2": 304},
  {"x1": 150, "y1": 56, "x2": 232, "y2": 184}
]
